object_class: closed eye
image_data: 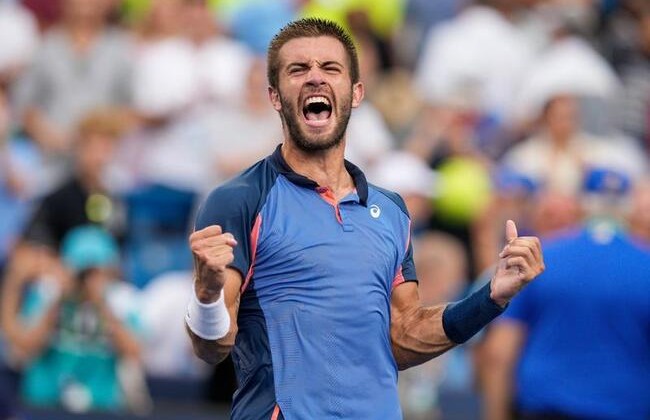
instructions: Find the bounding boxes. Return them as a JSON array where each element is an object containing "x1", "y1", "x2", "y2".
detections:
[
  {"x1": 287, "y1": 64, "x2": 309, "y2": 75},
  {"x1": 321, "y1": 61, "x2": 343, "y2": 73},
  {"x1": 323, "y1": 66, "x2": 341, "y2": 74}
]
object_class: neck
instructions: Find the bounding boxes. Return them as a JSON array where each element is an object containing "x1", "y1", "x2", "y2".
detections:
[{"x1": 281, "y1": 140, "x2": 354, "y2": 201}]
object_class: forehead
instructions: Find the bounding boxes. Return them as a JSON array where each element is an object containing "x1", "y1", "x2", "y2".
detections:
[{"x1": 278, "y1": 36, "x2": 348, "y2": 66}]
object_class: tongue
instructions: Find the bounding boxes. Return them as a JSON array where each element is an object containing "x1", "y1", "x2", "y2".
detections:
[{"x1": 306, "y1": 110, "x2": 331, "y2": 121}]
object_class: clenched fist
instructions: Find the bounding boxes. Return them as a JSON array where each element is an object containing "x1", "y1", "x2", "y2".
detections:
[{"x1": 189, "y1": 225, "x2": 238, "y2": 303}]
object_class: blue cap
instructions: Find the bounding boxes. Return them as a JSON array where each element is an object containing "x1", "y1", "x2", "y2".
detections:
[
  {"x1": 61, "y1": 225, "x2": 119, "y2": 272},
  {"x1": 583, "y1": 168, "x2": 631, "y2": 196},
  {"x1": 494, "y1": 167, "x2": 539, "y2": 195}
]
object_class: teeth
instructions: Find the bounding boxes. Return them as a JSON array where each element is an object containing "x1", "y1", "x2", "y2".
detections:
[{"x1": 305, "y1": 96, "x2": 330, "y2": 106}]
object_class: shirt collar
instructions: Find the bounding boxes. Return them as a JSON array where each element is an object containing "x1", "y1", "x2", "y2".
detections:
[{"x1": 269, "y1": 144, "x2": 368, "y2": 206}]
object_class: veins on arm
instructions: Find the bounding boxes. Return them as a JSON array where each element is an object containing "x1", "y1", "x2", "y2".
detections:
[{"x1": 390, "y1": 282, "x2": 456, "y2": 370}]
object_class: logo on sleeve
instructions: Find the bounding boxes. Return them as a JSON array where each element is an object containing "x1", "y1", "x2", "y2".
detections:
[{"x1": 369, "y1": 204, "x2": 381, "y2": 219}]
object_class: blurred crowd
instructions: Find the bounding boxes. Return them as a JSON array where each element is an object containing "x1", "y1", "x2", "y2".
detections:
[{"x1": 0, "y1": 0, "x2": 649, "y2": 418}]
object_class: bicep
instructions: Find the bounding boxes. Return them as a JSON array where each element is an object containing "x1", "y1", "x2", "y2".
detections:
[{"x1": 390, "y1": 281, "x2": 420, "y2": 318}]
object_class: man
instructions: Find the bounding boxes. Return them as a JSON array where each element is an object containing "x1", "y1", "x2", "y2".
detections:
[
  {"x1": 481, "y1": 169, "x2": 650, "y2": 420},
  {"x1": 22, "y1": 108, "x2": 127, "y2": 250},
  {"x1": 186, "y1": 18, "x2": 544, "y2": 419}
]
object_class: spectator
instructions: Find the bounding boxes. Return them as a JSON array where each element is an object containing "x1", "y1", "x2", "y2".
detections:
[
  {"x1": 414, "y1": 1, "x2": 535, "y2": 135},
  {"x1": 502, "y1": 94, "x2": 646, "y2": 195},
  {"x1": 0, "y1": 1, "x2": 39, "y2": 89},
  {"x1": 198, "y1": 57, "x2": 282, "y2": 184},
  {"x1": 119, "y1": 37, "x2": 213, "y2": 193},
  {"x1": 0, "y1": 91, "x2": 32, "y2": 269},
  {"x1": 184, "y1": 0, "x2": 254, "y2": 106},
  {"x1": 395, "y1": 0, "x2": 470, "y2": 69},
  {"x1": 405, "y1": 85, "x2": 494, "y2": 278},
  {"x1": 480, "y1": 168, "x2": 650, "y2": 420},
  {"x1": 14, "y1": 0, "x2": 133, "y2": 156},
  {"x1": 513, "y1": 32, "x2": 621, "y2": 132},
  {"x1": 1, "y1": 226, "x2": 147, "y2": 413},
  {"x1": 21, "y1": 108, "x2": 129, "y2": 251},
  {"x1": 119, "y1": 0, "x2": 254, "y2": 193},
  {"x1": 614, "y1": 6, "x2": 650, "y2": 152}
]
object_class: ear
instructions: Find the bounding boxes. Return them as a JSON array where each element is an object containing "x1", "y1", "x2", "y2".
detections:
[
  {"x1": 268, "y1": 86, "x2": 282, "y2": 111},
  {"x1": 351, "y1": 82, "x2": 364, "y2": 109}
]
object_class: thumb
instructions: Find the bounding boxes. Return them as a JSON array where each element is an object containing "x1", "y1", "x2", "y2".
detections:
[{"x1": 505, "y1": 219, "x2": 518, "y2": 243}]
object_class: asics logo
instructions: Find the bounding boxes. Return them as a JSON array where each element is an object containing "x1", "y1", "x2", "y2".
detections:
[{"x1": 370, "y1": 204, "x2": 381, "y2": 219}]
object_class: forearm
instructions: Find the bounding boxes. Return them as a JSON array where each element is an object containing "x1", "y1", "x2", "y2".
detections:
[
  {"x1": 3, "y1": 299, "x2": 58, "y2": 360},
  {"x1": 391, "y1": 282, "x2": 506, "y2": 370},
  {"x1": 391, "y1": 304, "x2": 455, "y2": 370},
  {"x1": 185, "y1": 269, "x2": 241, "y2": 365},
  {"x1": 1, "y1": 272, "x2": 57, "y2": 360},
  {"x1": 185, "y1": 324, "x2": 236, "y2": 365}
]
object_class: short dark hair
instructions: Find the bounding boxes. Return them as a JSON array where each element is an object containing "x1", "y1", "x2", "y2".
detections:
[{"x1": 267, "y1": 18, "x2": 359, "y2": 89}]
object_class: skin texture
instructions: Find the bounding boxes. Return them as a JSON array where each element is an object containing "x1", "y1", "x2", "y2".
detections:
[
  {"x1": 187, "y1": 33, "x2": 545, "y2": 370},
  {"x1": 271, "y1": 36, "x2": 358, "y2": 153}
]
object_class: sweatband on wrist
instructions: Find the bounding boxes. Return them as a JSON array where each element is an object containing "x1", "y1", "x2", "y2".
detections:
[
  {"x1": 442, "y1": 281, "x2": 506, "y2": 344},
  {"x1": 185, "y1": 288, "x2": 230, "y2": 340}
]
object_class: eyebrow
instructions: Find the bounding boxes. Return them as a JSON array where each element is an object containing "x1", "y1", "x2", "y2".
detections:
[{"x1": 285, "y1": 60, "x2": 344, "y2": 70}]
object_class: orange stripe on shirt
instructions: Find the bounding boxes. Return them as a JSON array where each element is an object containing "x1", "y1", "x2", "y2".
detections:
[
  {"x1": 317, "y1": 187, "x2": 343, "y2": 224},
  {"x1": 241, "y1": 213, "x2": 262, "y2": 293},
  {"x1": 271, "y1": 404, "x2": 280, "y2": 420}
]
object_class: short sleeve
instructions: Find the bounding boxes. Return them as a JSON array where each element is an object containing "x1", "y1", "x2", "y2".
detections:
[
  {"x1": 400, "y1": 238, "x2": 417, "y2": 281},
  {"x1": 382, "y1": 190, "x2": 417, "y2": 288},
  {"x1": 193, "y1": 159, "x2": 275, "y2": 280},
  {"x1": 194, "y1": 184, "x2": 258, "y2": 280}
]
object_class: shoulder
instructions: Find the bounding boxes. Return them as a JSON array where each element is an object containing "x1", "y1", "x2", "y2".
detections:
[
  {"x1": 204, "y1": 158, "x2": 276, "y2": 208},
  {"x1": 367, "y1": 183, "x2": 410, "y2": 219},
  {"x1": 196, "y1": 158, "x2": 278, "y2": 229}
]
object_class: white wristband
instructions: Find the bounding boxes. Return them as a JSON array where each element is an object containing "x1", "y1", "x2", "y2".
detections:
[{"x1": 185, "y1": 287, "x2": 230, "y2": 340}]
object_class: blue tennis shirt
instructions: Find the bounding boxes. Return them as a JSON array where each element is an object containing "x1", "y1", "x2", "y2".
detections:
[
  {"x1": 502, "y1": 225, "x2": 650, "y2": 419},
  {"x1": 195, "y1": 145, "x2": 417, "y2": 419}
]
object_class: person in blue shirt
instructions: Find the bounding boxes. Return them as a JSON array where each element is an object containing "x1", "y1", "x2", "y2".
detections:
[
  {"x1": 481, "y1": 169, "x2": 650, "y2": 420},
  {"x1": 185, "y1": 18, "x2": 545, "y2": 419}
]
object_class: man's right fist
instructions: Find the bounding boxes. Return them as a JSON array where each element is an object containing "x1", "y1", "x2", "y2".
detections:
[{"x1": 189, "y1": 225, "x2": 238, "y2": 302}]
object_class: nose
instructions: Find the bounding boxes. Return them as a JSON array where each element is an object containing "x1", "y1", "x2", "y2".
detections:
[{"x1": 306, "y1": 66, "x2": 326, "y2": 87}]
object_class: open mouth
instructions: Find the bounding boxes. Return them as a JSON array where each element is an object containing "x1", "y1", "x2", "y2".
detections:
[{"x1": 302, "y1": 95, "x2": 332, "y2": 125}]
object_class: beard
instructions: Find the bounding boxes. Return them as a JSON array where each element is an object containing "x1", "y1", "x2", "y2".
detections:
[{"x1": 278, "y1": 90, "x2": 352, "y2": 153}]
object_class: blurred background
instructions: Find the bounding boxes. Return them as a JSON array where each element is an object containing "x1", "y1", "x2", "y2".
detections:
[{"x1": 0, "y1": 0, "x2": 649, "y2": 419}]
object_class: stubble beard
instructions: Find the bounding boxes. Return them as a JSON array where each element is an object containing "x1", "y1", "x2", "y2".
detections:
[{"x1": 278, "y1": 91, "x2": 352, "y2": 154}]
